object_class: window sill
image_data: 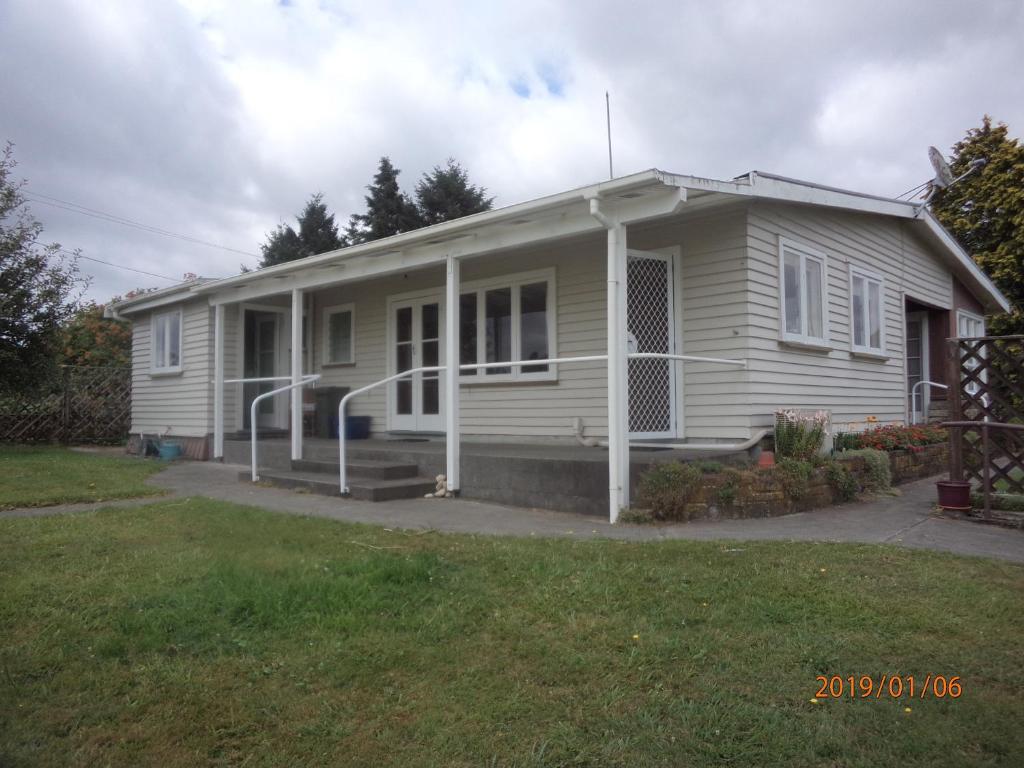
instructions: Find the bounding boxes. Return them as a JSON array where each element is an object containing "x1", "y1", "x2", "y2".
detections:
[
  {"x1": 779, "y1": 338, "x2": 831, "y2": 354},
  {"x1": 321, "y1": 361, "x2": 356, "y2": 369},
  {"x1": 850, "y1": 349, "x2": 889, "y2": 361},
  {"x1": 150, "y1": 368, "x2": 183, "y2": 378},
  {"x1": 460, "y1": 373, "x2": 558, "y2": 386}
]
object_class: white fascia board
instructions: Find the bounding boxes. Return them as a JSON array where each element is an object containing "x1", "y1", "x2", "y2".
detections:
[
  {"x1": 200, "y1": 173, "x2": 689, "y2": 305},
  {"x1": 194, "y1": 169, "x2": 674, "y2": 300},
  {"x1": 107, "y1": 285, "x2": 208, "y2": 316},
  {"x1": 915, "y1": 212, "x2": 1011, "y2": 313}
]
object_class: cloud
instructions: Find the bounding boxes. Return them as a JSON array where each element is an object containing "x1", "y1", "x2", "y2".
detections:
[{"x1": 0, "y1": 0, "x2": 1021, "y2": 302}]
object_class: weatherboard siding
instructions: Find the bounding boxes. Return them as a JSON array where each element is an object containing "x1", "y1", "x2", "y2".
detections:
[
  {"x1": 130, "y1": 299, "x2": 214, "y2": 438},
  {"x1": 744, "y1": 201, "x2": 953, "y2": 432}
]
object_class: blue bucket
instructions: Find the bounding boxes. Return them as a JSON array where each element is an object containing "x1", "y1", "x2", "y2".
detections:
[{"x1": 158, "y1": 441, "x2": 183, "y2": 461}]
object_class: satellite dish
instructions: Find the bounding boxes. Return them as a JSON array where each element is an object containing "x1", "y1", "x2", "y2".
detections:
[{"x1": 928, "y1": 146, "x2": 954, "y2": 189}]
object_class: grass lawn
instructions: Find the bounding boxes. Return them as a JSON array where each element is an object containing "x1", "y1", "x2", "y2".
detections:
[
  {"x1": 0, "y1": 445, "x2": 165, "y2": 510},
  {"x1": 1, "y1": 499, "x2": 1022, "y2": 767}
]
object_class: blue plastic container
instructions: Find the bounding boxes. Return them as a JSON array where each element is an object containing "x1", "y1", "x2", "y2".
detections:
[
  {"x1": 345, "y1": 416, "x2": 371, "y2": 440},
  {"x1": 158, "y1": 441, "x2": 183, "y2": 461}
]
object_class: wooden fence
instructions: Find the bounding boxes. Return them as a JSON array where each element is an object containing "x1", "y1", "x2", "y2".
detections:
[
  {"x1": 0, "y1": 366, "x2": 131, "y2": 444},
  {"x1": 947, "y1": 335, "x2": 1024, "y2": 516}
]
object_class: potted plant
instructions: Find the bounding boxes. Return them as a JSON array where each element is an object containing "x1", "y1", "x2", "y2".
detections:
[{"x1": 936, "y1": 478, "x2": 972, "y2": 510}]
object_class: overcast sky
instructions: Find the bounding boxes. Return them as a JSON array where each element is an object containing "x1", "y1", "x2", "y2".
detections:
[{"x1": 2, "y1": 0, "x2": 1022, "y2": 303}]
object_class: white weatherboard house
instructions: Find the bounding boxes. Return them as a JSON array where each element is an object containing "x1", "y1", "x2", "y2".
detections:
[{"x1": 108, "y1": 169, "x2": 1010, "y2": 521}]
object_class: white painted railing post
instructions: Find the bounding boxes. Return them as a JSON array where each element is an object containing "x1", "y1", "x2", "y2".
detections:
[
  {"x1": 290, "y1": 288, "x2": 303, "y2": 461},
  {"x1": 213, "y1": 303, "x2": 224, "y2": 459},
  {"x1": 606, "y1": 221, "x2": 628, "y2": 523},
  {"x1": 445, "y1": 254, "x2": 460, "y2": 492}
]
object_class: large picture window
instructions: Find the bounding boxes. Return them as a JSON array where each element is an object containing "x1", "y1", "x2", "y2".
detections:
[
  {"x1": 779, "y1": 239, "x2": 827, "y2": 347},
  {"x1": 459, "y1": 270, "x2": 556, "y2": 382},
  {"x1": 850, "y1": 267, "x2": 885, "y2": 355},
  {"x1": 151, "y1": 309, "x2": 182, "y2": 373},
  {"x1": 323, "y1": 304, "x2": 355, "y2": 365}
]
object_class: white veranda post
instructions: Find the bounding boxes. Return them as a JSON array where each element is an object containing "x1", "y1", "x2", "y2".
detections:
[
  {"x1": 445, "y1": 254, "x2": 460, "y2": 492},
  {"x1": 607, "y1": 222, "x2": 630, "y2": 521},
  {"x1": 213, "y1": 302, "x2": 225, "y2": 459},
  {"x1": 290, "y1": 288, "x2": 303, "y2": 461}
]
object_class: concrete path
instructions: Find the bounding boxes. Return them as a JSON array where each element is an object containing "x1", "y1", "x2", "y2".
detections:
[{"x1": 5, "y1": 460, "x2": 1023, "y2": 564}]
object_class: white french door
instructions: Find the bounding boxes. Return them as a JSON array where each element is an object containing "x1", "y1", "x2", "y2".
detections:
[
  {"x1": 389, "y1": 296, "x2": 444, "y2": 432},
  {"x1": 242, "y1": 308, "x2": 286, "y2": 430},
  {"x1": 905, "y1": 311, "x2": 929, "y2": 422},
  {"x1": 627, "y1": 249, "x2": 678, "y2": 439}
]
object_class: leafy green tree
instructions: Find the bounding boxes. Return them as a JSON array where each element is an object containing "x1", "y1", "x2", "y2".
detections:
[
  {"x1": 931, "y1": 117, "x2": 1024, "y2": 333},
  {"x1": 0, "y1": 143, "x2": 86, "y2": 393},
  {"x1": 259, "y1": 192, "x2": 345, "y2": 268},
  {"x1": 346, "y1": 157, "x2": 423, "y2": 244},
  {"x1": 59, "y1": 300, "x2": 132, "y2": 368},
  {"x1": 415, "y1": 159, "x2": 494, "y2": 226}
]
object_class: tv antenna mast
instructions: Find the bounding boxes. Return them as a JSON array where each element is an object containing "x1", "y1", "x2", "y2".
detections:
[
  {"x1": 606, "y1": 91, "x2": 613, "y2": 179},
  {"x1": 914, "y1": 146, "x2": 986, "y2": 207}
]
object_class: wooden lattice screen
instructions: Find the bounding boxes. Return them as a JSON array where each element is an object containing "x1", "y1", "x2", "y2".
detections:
[
  {"x1": 0, "y1": 366, "x2": 131, "y2": 444},
  {"x1": 947, "y1": 335, "x2": 1024, "y2": 501}
]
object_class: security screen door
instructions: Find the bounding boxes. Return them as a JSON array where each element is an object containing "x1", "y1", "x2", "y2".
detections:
[
  {"x1": 626, "y1": 250, "x2": 677, "y2": 439},
  {"x1": 390, "y1": 298, "x2": 444, "y2": 431}
]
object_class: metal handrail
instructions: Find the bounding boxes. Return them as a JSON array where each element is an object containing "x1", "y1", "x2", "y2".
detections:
[
  {"x1": 336, "y1": 351, "x2": 747, "y2": 494},
  {"x1": 910, "y1": 380, "x2": 949, "y2": 425},
  {"x1": 250, "y1": 374, "x2": 320, "y2": 481}
]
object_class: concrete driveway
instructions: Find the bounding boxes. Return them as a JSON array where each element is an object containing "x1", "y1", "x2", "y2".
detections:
[{"x1": 5, "y1": 460, "x2": 1022, "y2": 564}]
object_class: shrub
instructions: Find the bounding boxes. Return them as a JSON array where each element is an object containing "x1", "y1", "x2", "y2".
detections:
[
  {"x1": 774, "y1": 410, "x2": 829, "y2": 461},
  {"x1": 824, "y1": 459, "x2": 858, "y2": 502},
  {"x1": 775, "y1": 457, "x2": 813, "y2": 502},
  {"x1": 691, "y1": 459, "x2": 724, "y2": 474},
  {"x1": 716, "y1": 468, "x2": 743, "y2": 508},
  {"x1": 635, "y1": 462, "x2": 702, "y2": 521},
  {"x1": 842, "y1": 424, "x2": 947, "y2": 453},
  {"x1": 838, "y1": 448, "x2": 892, "y2": 490}
]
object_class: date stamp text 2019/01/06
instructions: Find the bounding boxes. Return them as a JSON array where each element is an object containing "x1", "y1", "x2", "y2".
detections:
[{"x1": 814, "y1": 675, "x2": 963, "y2": 700}]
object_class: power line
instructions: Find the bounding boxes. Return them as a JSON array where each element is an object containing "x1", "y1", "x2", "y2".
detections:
[
  {"x1": 28, "y1": 239, "x2": 178, "y2": 282},
  {"x1": 23, "y1": 191, "x2": 259, "y2": 258}
]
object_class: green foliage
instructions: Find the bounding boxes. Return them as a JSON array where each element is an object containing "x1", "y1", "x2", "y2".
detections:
[
  {"x1": 635, "y1": 461, "x2": 702, "y2": 521},
  {"x1": 0, "y1": 143, "x2": 86, "y2": 393},
  {"x1": 691, "y1": 459, "x2": 725, "y2": 474},
  {"x1": 260, "y1": 192, "x2": 345, "y2": 268},
  {"x1": 346, "y1": 157, "x2": 423, "y2": 245},
  {"x1": 59, "y1": 301, "x2": 132, "y2": 367},
  {"x1": 838, "y1": 448, "x2": 892, "y2": 491},
  {"x1": 716, "y1": 468, "x2": 743, "y2": 508},
  {"x1": 414, "y1": 158, "x2": 494, "y2": 226},
  {"x1": 775, "y1": 457, "x2": 813, "y2": 501},
  {"x1": 824, "y1": 460, "x2": 858, "y2": 502},
  {"x1": 971, "y1": 491, "x2": 1024, "y2": 513},
  {"x1": 931, "y1": 117, "x2": 1024, "y2": 313},
  {"x1": 774, "y1": 410, "x2": 827, "y2": 460}
]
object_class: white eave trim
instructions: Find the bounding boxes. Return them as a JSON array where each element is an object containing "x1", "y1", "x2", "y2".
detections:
[
  {"x1": 192, "y1": 169, "x2": 680, "y2": 299},
  {"x1": 915, "y1": 211, "x2": 1011, "y2": 313}
]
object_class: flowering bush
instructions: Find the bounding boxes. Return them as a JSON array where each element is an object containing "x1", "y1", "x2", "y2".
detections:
[
  {"x1": 843, "y1": 424, "x2": 947, "y2": 453},
  {"x1": 774, "y1": 409, "x2": 829, "y2": 461}
]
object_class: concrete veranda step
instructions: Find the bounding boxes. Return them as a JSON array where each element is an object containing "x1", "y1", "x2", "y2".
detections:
[
  {"x1": 291, "y1": 458, "x2": 419, "y2": 480},
  {"x1": 239, "y1": 469, "x2": 437, "y2": 502}
]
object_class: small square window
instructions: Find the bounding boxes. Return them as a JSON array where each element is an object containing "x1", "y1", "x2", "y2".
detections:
[{"x1": 323, "y1": 305, "x2": 355, "y2": 364}]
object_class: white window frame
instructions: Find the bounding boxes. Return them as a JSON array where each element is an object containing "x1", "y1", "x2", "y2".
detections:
[
  {"x1": 459, "y1": 267, "x2": 558, "y2": 384},
  {"x1": 778, "y1": 237, "x2": 829, "y2": 348},
  {"x1": 956, "y1": 309, "x2": 985, "y2": 339},
  {"x1": 150, "y1": 309, "x2": 183, "y2": 374},
  {"x1": 849, "y1": 266, "x2": 886, "y2": 356},
  {"x1": 322, "y1": 303, "x2": 356, "y2": 366}
]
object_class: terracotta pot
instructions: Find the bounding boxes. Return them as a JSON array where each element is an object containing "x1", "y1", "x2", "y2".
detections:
[
  {"x1": 757, "y1": 450, "x2": 775, "y2": 469},
  {"x1": 936, "y1": 480, "x2": 972, "y2": 511}
]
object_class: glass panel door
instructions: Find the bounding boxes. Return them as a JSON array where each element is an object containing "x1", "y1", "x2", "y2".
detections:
[
  {"x1": 243, "y1": 309, "x2": 281, "y2": 430},
  {"x1": 390, "y1": 297, "x2": 444, "y2": 431},
  {"x1": 905, "y1": 312, "x2": 929, "y2": 421}
]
